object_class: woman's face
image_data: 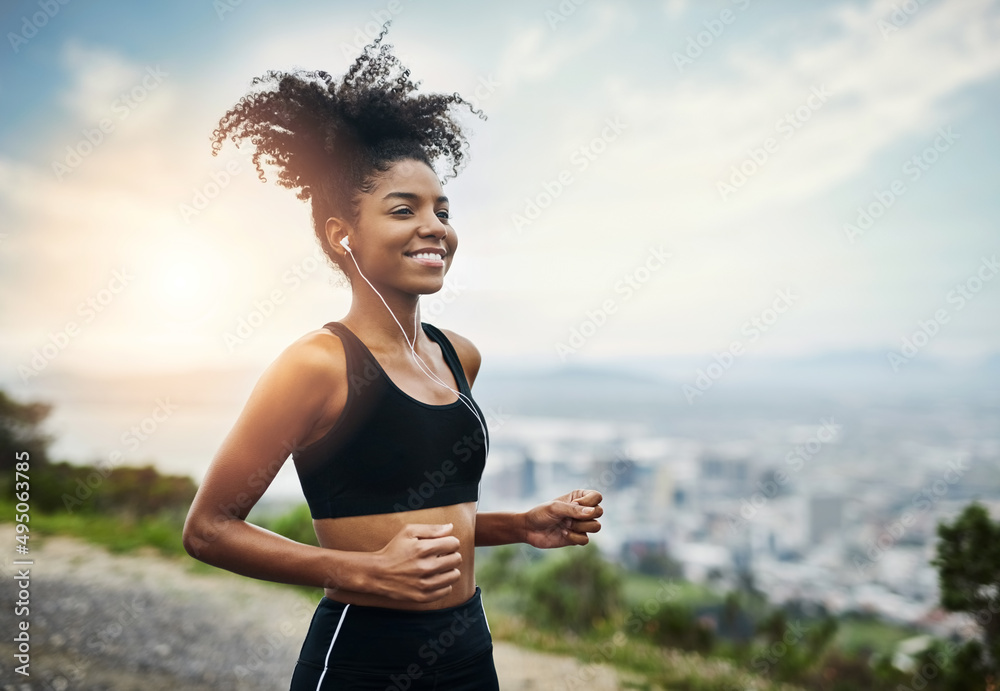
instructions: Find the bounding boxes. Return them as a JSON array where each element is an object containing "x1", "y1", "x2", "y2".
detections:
[{"x1": 345, "y1": 158, "x2": 456, "y2": 298}]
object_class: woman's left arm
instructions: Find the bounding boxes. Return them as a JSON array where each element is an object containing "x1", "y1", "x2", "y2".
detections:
[
  {"x1": 474, "y1": 511, "x2": 525, "y2": 546},
  {"x1": 475, "y1": 489, "x2": 604, "y2": 547},
  {"x1": 441, "y1": 330, "x2": 605, "y2": 547}
]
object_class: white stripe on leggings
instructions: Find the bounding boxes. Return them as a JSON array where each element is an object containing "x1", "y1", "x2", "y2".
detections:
[
  {"x1": 480, "y1": 596, "x2": 491, "y2": 635},
  {"x1": 315, "y1": 604, "x2": 350, "y2": 691}
]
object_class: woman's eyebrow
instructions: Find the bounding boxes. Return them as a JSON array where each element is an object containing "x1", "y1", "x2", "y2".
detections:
[{"x1": 381, "y1": 191, "x2": 449, "y2": 204}]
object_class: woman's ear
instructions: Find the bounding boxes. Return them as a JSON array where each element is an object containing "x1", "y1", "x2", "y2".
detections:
[{"x1": 325, "y1": 217, "x2": 351, "y2": 260}]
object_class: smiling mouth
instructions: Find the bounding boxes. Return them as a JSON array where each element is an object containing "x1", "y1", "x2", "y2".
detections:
[{"x1": 406, "y1": 252, "x2": 445, "y2": 267}]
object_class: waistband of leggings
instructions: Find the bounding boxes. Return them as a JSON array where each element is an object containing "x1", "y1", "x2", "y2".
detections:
[
  {"x1": 318, "y1": 585, "x2": 484, "y2": 621},
  {"x1": 313, "y1": 586, "x2": 492, "y2": 671}
]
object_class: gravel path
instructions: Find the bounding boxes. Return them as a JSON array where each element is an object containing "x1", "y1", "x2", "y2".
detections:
[{"x1": 0, "y1": 529, "x2": 626, "y2": 690}]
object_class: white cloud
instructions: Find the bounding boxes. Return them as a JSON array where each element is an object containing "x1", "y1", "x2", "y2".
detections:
[
  {"x1": 497, "y1": 3, "x2": 627, "y2": 88},
  {"x1": 57, "y1": 42, "x2": 143, "y2": 122},
  {"x1": 664, "y1": 0, "x2": 688, "y2": 19},
  {"x1": 461, "y1": 0, "x2": 1000, "y2": 357},
  {"x1": 610, "y1": 0, "x2": 1000, "y2": 217}
]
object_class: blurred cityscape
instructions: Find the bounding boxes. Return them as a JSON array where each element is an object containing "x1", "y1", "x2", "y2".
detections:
[{"x1": 474, "y1": 353, "x2": 1000, "y2": 644}]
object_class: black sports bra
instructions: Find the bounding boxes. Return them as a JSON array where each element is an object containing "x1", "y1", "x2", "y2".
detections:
[{"x1": 291, "y1": 321, "x2": 488, "y2": 519}]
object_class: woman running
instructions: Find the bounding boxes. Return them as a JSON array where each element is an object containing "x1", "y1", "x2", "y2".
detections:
[{"x1": 182, "y1": 23, "x2": 604, "y2": 690}]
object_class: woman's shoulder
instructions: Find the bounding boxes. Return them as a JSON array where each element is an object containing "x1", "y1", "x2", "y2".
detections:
[
  {"x1": 220, "y1": 327, "x2": 349, "y2": 461},
  {"x1": 258, "y1": 326, "x2": 347, "y2": 391},
  {"x1": 434, "y1": 326, "x2": 482, "y2": 387}
]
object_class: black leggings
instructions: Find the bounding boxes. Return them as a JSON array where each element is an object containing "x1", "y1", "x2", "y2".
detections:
[{"x1": 289, "y1": 586, "x2": 499, "y2": 690}]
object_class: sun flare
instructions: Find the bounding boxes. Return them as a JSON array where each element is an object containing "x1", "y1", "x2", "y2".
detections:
[{"x1": 143, "y1": 234, "x2": 232, "y2": 326}]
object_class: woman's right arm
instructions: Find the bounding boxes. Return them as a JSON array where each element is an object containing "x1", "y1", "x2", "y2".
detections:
[
  {"x1": 182, "y1": 332, "x2": 365, "y2": 591},
  {"x1": 181, "y1": 332, "x2": 461, "y2": 600}
]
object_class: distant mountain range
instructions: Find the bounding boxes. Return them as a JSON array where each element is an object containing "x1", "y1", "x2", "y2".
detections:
[
  {"x1": 7, "y1": 349, "x2": 998, "y2": 417},
  {"x1": 2, "y1": 349, "x2": 995, "y2": 495}
]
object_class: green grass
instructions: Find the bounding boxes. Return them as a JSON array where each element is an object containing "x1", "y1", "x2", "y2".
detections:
[
  {"x1": 834, "y1": 615, "x2": 920, "y2": 655},
  {"x1": 478, "y1": 562, "x2": 807, "y2": 690},
  {"x1": 484, "y1": 605, "x2": 805, "y2": 691},
  {"x1": 622, "y1": 571, "x2": 725, "y2": 609},
  {"x1": 1, "y1": 501, "x2": 329, "y2": 604},
  {"x1": 1, "y1": 499, "x2": 188, "y2": 557}
]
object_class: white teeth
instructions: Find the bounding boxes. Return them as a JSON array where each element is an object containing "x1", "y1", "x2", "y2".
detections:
[{"x1": 410, "y1": 252, "x2": 442, "y2": 261}]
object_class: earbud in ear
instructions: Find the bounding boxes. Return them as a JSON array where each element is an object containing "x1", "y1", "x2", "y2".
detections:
[{"x1": 340, "y1": 237, "x2": 351, "y2": 252}]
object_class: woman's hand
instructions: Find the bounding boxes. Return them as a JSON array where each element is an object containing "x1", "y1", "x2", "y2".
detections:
[
  {"x1": 522, "y1": 489, "x2": 603, "y2": 548},
  {"x1": 368, "y1": 523, "x2": 463, "y2": 603}
]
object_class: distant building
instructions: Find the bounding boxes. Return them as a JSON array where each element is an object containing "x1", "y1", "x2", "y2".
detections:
[
  {"x1": 698, "y1": 454, "x2": 750, "y2": 498},
  {"x1": 519, "y1": 454, "x2": 536, "y2": 498},
  {"x1": 809, "y1": 494, "x2": 844, "y2": 544}
]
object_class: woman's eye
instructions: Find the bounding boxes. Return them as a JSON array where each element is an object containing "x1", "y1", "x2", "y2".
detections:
[{"x1": 390, "y1": 207, "x2": 450, "y2": 220}]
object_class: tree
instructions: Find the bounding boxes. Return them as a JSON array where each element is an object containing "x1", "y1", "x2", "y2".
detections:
[
  {"x1": 523, "y1": 544, "x2": 623, "y2": 630},
  {"x1": 0, "y1": 389, "x2": 54, "y2": 472},
  {"x1": 645, "y1": 602, "x2": 715, "y2": 653},
  {"x1": 1, "y1": 388, "x2": 196, "y2": 516},
  {"x1": 268, "y1": 502, "x2": 319, "y2": 547},
  {"x1": 933, "y1": 501, "x2": 1000, "y2": 684}
]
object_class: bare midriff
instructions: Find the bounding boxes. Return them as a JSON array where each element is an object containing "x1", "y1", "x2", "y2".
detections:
[{"x1": 312, "y1": 501, "x2": 478, "y2": 610}]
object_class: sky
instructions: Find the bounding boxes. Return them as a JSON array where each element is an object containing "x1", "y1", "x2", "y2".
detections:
[{"x1": 2, "y1": 0, "x2": 1000, "y2": 387}]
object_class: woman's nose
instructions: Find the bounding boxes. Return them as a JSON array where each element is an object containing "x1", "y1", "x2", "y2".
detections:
[{"x1": 421, "y1": 213, "x2": 448, "y2": 238}]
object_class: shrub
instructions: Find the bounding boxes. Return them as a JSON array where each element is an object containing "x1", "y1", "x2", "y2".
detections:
[{"x1": 522, "y1": 544, "x2": 623, "y2": 631}]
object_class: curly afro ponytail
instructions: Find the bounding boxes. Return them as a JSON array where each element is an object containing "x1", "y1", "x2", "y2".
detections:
[{"x1": 210, "y1": 21, "x2": 485, "y2": 273}]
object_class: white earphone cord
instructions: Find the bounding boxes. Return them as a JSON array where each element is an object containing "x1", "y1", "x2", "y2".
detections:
[{"x1": 343, "y1": 247, "x2": 489, "y2": 458}]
